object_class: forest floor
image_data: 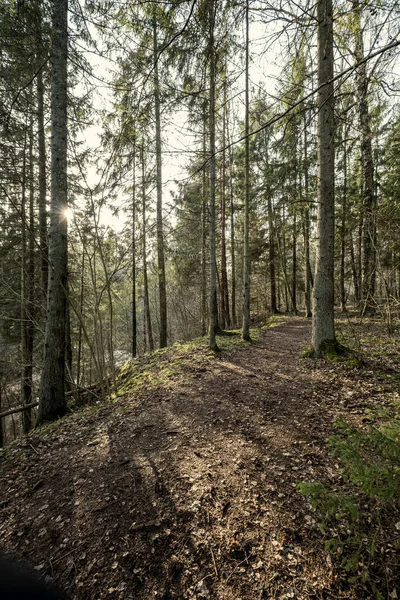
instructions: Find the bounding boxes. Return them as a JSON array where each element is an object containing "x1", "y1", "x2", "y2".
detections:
[{"x1": 1, "y1": 315, "x2": 399, "y2": 600}]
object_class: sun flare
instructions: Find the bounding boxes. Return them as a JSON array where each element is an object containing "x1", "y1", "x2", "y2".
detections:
[{"x1": 64, "y1": 207, "x2": 74, "y2": 221}]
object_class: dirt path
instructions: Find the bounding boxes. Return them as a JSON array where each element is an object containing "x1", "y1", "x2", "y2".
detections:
[{"x1": 0, "y1": 319, "x2": 372, "y2": 599}]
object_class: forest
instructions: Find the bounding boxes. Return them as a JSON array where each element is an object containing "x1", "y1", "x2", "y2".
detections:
[{"x1": 0, "y1": 0, "x2": 400, "y2": 598}]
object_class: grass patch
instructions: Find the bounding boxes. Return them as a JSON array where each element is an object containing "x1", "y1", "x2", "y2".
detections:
[
  {"x1": 302, "y1": 338, "x2": 361, "y2": 366},
  {"x1": 302, "y1": 345, "x2": 314, "y2": 358},
  {"x1": 113, "y1": 328, "x2": 260, "y2": 399}
]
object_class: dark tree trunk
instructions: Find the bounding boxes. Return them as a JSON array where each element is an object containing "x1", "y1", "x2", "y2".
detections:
[
  {"x1": 208, "y1": 0, "x2": 218, "y2": 351},
  {"x1": 279, "y1": 205, "x2": 290, "y2": 312},
  {"x1": 352, "y1": 0, "x2": 376, "y2": 315},
  {"x1": 350, "y1": 236, "x2": 360, "y2": 303},
  {"x1": 65, "y1": 281, "x2": 73, "y2": 389},
  {"x1": 340, "y1": 137, "x2": 348, "y2": 311},
  {"x1": 153, "y1": 17, "x2": 167, "y2": 348},
  {"x1": 141, "y1": 145, "x2": 154, "y2": 353},
  {"x1": 228, "y1": 132, "x2": 237, "y2": 326},
  {"x1": 292, "y1": 212, "x2": 298, "y2": 314},
  {"x1": 132, "y1": 150, "x2": 137, "y2": 357},
  {"x1": 21, "y1": 121, "x2": 35, "y2": 433},
  {"x1": 0, "y1": 389, "x2": 3, "y2": 448},
  {"x1": 142, "y1": 288, "x2": 147, "y2": 354},
  {"x1": 242, "y1": 0, "x2": 251, "y2": 341},
  {"x1": 356, "y1": 214, "x2": 363, "y2": 304},
  {"x1": 230, "y1": 172, "x2": 237, "y2": 326},
  {"x1": 303, "y1": 116, "x2": 312, "y2": 317},
  {"x1": 37, "y1": 67, "x2": 48, "y2": 305},
  {"x1": 201, "y1": 123, "x2": 208, "y2": 336},
  {"x1": 76, "y1": 248, "x2": 85, "y2": 386},
  {"x1": 267, "y1": 191, "x2": 278, "y2": 314},
  {"x1": 38, "y1": 0, "x2": 68, "y2": 423},
  {"x1": 220, "y1": 75, "x2": 230, "y2": 329}
]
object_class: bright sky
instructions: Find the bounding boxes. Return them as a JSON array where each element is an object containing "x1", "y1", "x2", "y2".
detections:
[
  {"x1": 70, "y1": 2, "x2": 400, "y2": 233},
  {"x1": 70, "y1": 8, "x2": 285, "y2": 232}
]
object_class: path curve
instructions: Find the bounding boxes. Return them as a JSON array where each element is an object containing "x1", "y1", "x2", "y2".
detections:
[{"x1": 0, "y1": 318, "x2": 358, "y2": 599}]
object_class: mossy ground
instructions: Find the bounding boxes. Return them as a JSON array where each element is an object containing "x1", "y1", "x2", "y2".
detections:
[{"x1": 111, "y1": 328, "x2": 260, "y2": 400}]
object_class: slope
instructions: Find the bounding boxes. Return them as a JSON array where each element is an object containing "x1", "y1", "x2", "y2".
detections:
[{"x1": 0, "y1": 316, "x2": 398, "y2": 599}]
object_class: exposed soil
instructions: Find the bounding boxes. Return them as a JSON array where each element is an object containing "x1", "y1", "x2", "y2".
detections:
[{"x1": 0, "y1": 317, "x2": 398, "y2": 599}]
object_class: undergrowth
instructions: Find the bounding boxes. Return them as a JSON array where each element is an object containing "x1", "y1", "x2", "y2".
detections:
[
  {"x1": 335, "y1": 313, "x2": 400, "y2": 376},
  {"x1": 110, "y1": 328, "x2": 260, "y2": 400},
  {"x1": 299, "y1": 412, "x2": 400, "y2": 598}
]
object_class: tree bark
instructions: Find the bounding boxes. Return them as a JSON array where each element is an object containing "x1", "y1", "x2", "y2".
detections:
[
  {"x1": 357, "y1": 213, "x2": 363, "y2": 304},
  {"x1": 279, "y1": 204, "x2": 290, "y2": 312},
  {"x1": 220, "y1": 73, "x2": 230, "y2": 329},
  {"x1": 229, "y1": 166, "x2": 237, "y2": 326},
  {"x1": 312, "y1": 0, "x2": 336, "y2": 356},
  {"x1": 350, "y1": 236, "x2": 360, "y2": 304},
  {"x1": 38, "y1": 0, "x2": 68, "y2": 423},
  {"x1": 37, "y1": 67, "x2": 48, "y2": 305},
  {"x1": 201, "y1": 121, "x2": 208, "y2": 336},
  {"x1": 21, "y1": 121, "x2": 35, "y2": 433},
  {"x1": 208, "y1": 0, "x2": 218, "y2": 351},
  {"x1": 303, "y1": 114, "x2": 312, "y2": 318},
  {"x1": 0, "y1": 388, "x2": 3, "y2": 448},
  {"x1": 242, "y1": 0, "x2": 251, "y2": 341},
  {"x1": 141, "y1": 144, "x2": 154, "y2": 353},
  {"x1": 292, "y1": 212, "x2": 298, "y2": 314},
  {"x1": 132, "y1": 148, "x2": 137, "y2": 357},
  {"x1": 65, "y1": 281, "x2": 73, "y2": 389},
  {"x1": 76, "y1": 247, "x2": 85, "y2": 386},
  {"x1": 352, "y1": 0, "x2": 376, "y2": 315},
  {"x1": 227, "y1": 117, "x2": 237, "y2": 326},
  {"x1": 153, "y1": 16, "x2": 167, "y2": 348},
  {"x1": 266, "y1": 161, "x2": 278, "y2": 314},
  {"x1": 340, "y1": 135, "x2": 348, "y2": 311}
]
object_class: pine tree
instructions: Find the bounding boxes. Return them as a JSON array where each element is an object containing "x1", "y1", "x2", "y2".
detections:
[{"x1": 38, "y1": 0, "x2": 69, "y2": 423}]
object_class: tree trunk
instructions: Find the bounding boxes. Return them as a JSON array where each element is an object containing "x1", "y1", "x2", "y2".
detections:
[
  {"x1": 141, "y1": 145, "x2": 154, "y2": 353},
  {"x1": 267, "y1": 190, "x2": 278, "y2": 314},
  {"x1": 311, "y1": 0, "x2": 336, "y2": 356},
  {"x1": 303, "y1": 209, "x2": 312, "y2": 317},
  {"x1": 279, "y1": 205, "x2": 290, "y2": 312},
  {"x1": 357, "y1": 214, "x2": 363, "y2": 304},
  {"x1": 208, "y1": 0, "x2": 218, "y2": 351},
  {"x1": 76, "y1": 248, "x2": 85, "y2": 386},
  {"x1": 21, "y1": 123, "x2": 35, "y2": 434},
  {"x1": 37, "y1": 66, "x2": 48, "y2": 304},
  {"x1": 292, "y1": 212, "x2": 298, "y2": 314},
  {"x1": 242, "y1": 0, "x2": 251, "y2": 341},
  {"x1": 227, "y1": 122, "x2": 237, "y2": 327},
  {"x1": 153, "y1": 17, "x2": 167, "y2": 348},
  {"x1": 303, "y1": 117, "x2": 312, "y2": 318},
  {"x1": 38, "y1": 0, "x2": 68, "y2": 423},
  {"x1": 132, "y1": 149, "x2": 137, "y2": 357},
  {"x1": 201, "y1": 122, "x2": 208, "y2": 336},
  {"x1": 352, "y1": 0, "x2": 376, "y2": 315},
  {"x1": 340, "y1": 136, "x2": 348, "y2": 311},
  {"x1": 142, "y1": 287, "x2": 147, "y2": 354},
  {"x1": 0, "y1": 388, "x2": 3, "y2": 448},
  {"x1": 65, "y1": 281, "x2": 73, "y2": 388},
  {"x1": 230, "y1": 168, "x2": 237, "y2": 326},
  {"x1": 220, "y1": 74, "x2": 230, "y2": 329},
  {"x1": 350, "y1": 236, "x2": 360, "y2": 304}
]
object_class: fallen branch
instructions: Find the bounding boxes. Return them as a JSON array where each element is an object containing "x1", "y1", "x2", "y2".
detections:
[{"x1": 0, "y1": 401, "x2": 38, "y2": 419}]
